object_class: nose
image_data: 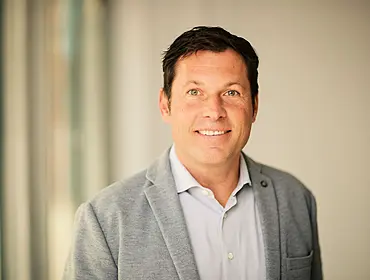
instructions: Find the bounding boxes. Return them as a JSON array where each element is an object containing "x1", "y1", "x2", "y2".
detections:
[{"x1": 202, "y1": 95, "x2": 226, "y2": 120}]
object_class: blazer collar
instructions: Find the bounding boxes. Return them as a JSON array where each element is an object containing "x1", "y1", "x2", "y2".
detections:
[
  {"x1": 145, "y1": 149, "x2": 200, "y2": 280},
  {"x1": 145, "y1": 148, "x2": 280, "y2": 280},
  {"x1": 243, "y1": 154, "x2": 281, "y2": 280}
]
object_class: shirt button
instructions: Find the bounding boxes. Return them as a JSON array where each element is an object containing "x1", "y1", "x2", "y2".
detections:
[
  {"x1": 227, "y1": 252, "x2": 234, "y2": 260},
  {"x1": 223, "y1": 213, "x2": 228, "y2": 219}
]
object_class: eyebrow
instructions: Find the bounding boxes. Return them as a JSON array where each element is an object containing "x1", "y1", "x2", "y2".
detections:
[
  {"x1": 184, "y1": 80, "x2": 204, "y2": 86},
  {"x1": 184, "y1": 80, "x2": 246, "y2": 89}
]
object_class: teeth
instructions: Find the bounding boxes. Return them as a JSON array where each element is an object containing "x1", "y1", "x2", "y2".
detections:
[{"x1": 198, "y1": 130, "x2": 227, "y2": 136}]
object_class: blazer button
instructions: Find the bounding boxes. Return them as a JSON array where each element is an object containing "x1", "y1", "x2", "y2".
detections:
[{"x1": 260, "y1": 180, "x2": 268, "y2": 187}]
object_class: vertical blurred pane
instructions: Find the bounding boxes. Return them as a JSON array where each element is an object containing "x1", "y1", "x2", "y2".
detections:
[
  {"x1": 0, "y1": 0, "x2": 3, "y2": 278},
  {"x1": 3, "y1": 0, "x2": 30, "y2": 279},
  {"x1": 1, "y1": 0, "x2": 109, "y2": 279}
]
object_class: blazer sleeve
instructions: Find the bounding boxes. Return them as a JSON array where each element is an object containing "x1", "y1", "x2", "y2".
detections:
[
  {"x1": 63, "y1": 202, "x2": 118, "y2": 280},
  {"x1": 310, "y1": 193, "x2": 323, "y2": 280}
]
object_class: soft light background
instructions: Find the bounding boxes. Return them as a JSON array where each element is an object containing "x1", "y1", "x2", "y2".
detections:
[{"x1": 1, "y1": 0, "x2": 369, "y2": 280}]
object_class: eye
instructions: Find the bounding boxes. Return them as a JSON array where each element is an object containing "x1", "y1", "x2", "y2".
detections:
[
  {"x1": 187, "y1": 89, "x2": 200, "y2": 96},
  {"x1": 225, "y1": 90, "x2": 240, "y2": 96}
]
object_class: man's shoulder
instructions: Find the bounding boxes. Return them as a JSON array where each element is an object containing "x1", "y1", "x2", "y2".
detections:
[
  {"x1": 87, "y1": 169, "x2": 150, "y2": 214},
  {"x1": 83, "y1": 149, "x2": 172, "y2": 219},
  {"x1": 245, "y1": 157, "x2": 317, "y2": 218},
  {"x1": 251, "y1": 158, "x2": 315, "y2": 201}
]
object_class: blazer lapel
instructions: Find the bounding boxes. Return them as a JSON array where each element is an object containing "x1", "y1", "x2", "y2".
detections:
[
  {"x1": 144, "y1": 150, "x2": 200, "y2": 280},
  {"x1": 245, "y1": 155, "x2": 281, "y2": 280}
]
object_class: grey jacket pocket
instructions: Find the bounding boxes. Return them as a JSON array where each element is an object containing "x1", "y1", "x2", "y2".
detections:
[{"x1": 287, "y1": 250, "x2": 313, "y2": 280}]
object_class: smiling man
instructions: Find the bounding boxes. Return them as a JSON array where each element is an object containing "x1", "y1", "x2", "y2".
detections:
[{"x1": 64, "y1": 26, "x2": 323, "y2": 280}]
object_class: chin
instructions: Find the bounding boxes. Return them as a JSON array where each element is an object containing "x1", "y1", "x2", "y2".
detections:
[{"x1": 194, "y1": 149, "x2": 231, "y2": 165}]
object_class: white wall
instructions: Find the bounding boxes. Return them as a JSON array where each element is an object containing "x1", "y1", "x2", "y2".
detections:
[{"x1": 110, "y1": 1, "x2": 370, "y2": 279}]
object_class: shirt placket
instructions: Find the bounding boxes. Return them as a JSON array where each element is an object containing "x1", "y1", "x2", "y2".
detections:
[{"x1": 220, "y1": 196, "x2": 238, "y2": 280}]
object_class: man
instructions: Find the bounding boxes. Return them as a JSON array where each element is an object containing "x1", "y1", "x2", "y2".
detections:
[{"x1": 63, "y1": 26, "x2": 323, "y2": 280}]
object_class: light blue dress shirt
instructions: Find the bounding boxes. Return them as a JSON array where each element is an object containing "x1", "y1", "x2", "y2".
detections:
[{"x1": 169, "y1": 146, "x2": 266, "y2": 280}]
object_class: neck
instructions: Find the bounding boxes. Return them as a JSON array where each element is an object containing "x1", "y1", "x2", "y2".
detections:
[{"x1": 176, "y1": 151, "x2": 241, "y2": 207}]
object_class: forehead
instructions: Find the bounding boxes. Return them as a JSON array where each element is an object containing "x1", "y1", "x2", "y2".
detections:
[{"x1": 174, "y1": 49, "x2": 248, "y2": 81}]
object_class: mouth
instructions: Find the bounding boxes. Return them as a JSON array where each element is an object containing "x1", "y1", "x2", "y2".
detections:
[{"x1": 195, "y1": 130, "x2": 231, "y2": 136}]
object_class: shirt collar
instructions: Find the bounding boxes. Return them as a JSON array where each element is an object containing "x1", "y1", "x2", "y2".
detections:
[{"x1": 169, "y1": 145, "x2": 251, "y2": 194}]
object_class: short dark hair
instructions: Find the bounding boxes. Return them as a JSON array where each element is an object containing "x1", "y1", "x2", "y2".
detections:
[{"x1": 162, "y1": 26, "x2": 259, "y2": 105}]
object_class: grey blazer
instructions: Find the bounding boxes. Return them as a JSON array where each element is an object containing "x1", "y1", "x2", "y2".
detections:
[{"x1": 63, "y1": 149, "x2": 323, "y2": 280}]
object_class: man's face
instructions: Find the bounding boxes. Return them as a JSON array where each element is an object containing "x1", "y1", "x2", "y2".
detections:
[{"x1": 159, "y1": 49, "x2": 258, "y2": 167}]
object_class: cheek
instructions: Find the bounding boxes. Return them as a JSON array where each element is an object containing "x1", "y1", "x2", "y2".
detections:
[
  {"x1": 169, "y1": 101, "x2": 199, "y2": 130},
  {"x1": 241, "y1": 102, "x2": 255, "y2": 120},
  {"x1": 172, "y1": 99, "x2": 200, "y2": 117},
  {"x1": 227, "y1": 102, "x2": 254, "y2": 120}
]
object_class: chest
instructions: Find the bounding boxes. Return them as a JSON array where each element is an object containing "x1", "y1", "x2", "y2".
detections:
[{"x1": 179, "y1": 187, "x2": 266, "y2": 280}]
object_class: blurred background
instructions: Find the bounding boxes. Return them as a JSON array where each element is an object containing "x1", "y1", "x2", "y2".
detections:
[{"x1": 1, "y1": 0, "x2": 369, "y2": 279}]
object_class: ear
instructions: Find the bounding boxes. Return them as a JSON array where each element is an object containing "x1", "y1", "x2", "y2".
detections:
[
  {"x1": 252, "y1": 94, "x2": 259, "y2": 123},
  {"x1": 159, "y1": 88, "x2": 171, "y2": 122}
]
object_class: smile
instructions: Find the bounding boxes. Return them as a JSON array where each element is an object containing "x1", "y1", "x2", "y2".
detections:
[{"x1": 196, "y1": 130, "x2": 231, "y2": 136}]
